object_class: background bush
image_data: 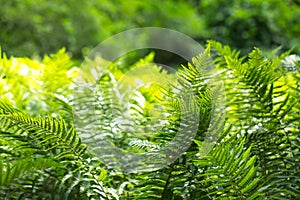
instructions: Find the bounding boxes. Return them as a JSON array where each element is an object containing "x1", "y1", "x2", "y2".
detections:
[
  {"x1": 0, "y1": 0, "x2": 204, "y2": 59},
  {"x1": 197, "y1": 0, "x2": 300, "y2": 54},
  {"x1": 1, "y1": 0, "x2": 299, "y2": 60}
]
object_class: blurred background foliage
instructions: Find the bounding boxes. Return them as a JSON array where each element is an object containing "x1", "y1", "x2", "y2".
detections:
[
  {"x1": 0, "y1": 48, "x2": 77, "y2": 120},
  {"x1": 0, "y1": 0, "x2": 299, "y2": 61}
]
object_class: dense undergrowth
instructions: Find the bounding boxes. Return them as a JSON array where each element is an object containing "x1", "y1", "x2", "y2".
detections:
[{"x1": 0, "y1": 41, "x2": 299, "y2": 199}]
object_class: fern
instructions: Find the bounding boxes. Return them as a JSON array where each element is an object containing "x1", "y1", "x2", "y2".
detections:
[
  {"x1": 124, "y1": 43, "x2": 299, "y2": 199},
  {"x1": 0, "y1": 157, "x2": 59, "y2": 186},
  {"x1": 209, "y1": 41, "x2": 300, "y2": 199},
  {"x1": 0, "y1": 101, "x2": 86, "y2": 160},
  {"x1": 194, "y1": 136, "x2": 263, "y2": 199},
  {"x1": 0, "y1": 42, "x2": 299, "y2": 199},
  {"x1": 0, "y1": 101, "x2": 116, "y2": 199},
  {"x1": 123, "y1": 50, "x2": 224, "y2": 199}
]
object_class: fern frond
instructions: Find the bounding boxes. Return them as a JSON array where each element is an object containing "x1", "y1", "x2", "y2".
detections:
[
  {"x1": 0, "y1": 101, "x2": 87, "y2": 160},
  {"x1": 124, "y1": 50, "x2": 226, "y2": 199},
  {"x1": 207, "y1": 40, "x2": 246, "y2": 69},
  {"x1": 0, "y1": 157, "x2": 59, "y2": 186},
  {"x1": 194, "y1": 137, "x2": 263, "y2": 199},
  {"x1": 210, "y1": 41, "x2": 300, "y2": 198},
  {"x1": 0, "y1": 101, "x2": 117, "y2": 199}
]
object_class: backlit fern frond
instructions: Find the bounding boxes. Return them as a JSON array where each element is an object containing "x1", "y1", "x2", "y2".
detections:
[
  {"x1": 210, "y1": 41, "x2": 300, "y2": 198},
  {"x1": 0, "y1": 101, "x2": 87, "y2": 161}
]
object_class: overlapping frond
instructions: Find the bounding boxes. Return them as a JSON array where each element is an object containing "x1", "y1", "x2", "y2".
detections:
[
  {"x1": 194, "y1": 137, "x2": 263, "y2": 199},
  {"x1": 0, "y1": 101, "x2": 87, "y2": 160},
  {"x1": 125, "y1": 50, "x2": 225, "y2": 199},
  {"x1": 210, "y1": 41, "x2": 300, "y2": 199},
  {"x1": 0, "y1": 101, "x2": 115, "y2": 199}
]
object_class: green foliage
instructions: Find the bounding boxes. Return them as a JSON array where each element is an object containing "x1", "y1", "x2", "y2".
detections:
[
  {"x1": 198, "y1": 0, "x2": 300, "y2": 54},
  {"x1": 208, "y1": 40, "x2": 300, "y2": 198},
  {"x1": 0, "y1": 48, "x2": 76, "y2": 120},
  {"x1": 0, "y1": 0, "x2": 204, "y2": 58},
  {"x1": 194, "y1": 137, "x2": 262, "y2": 199},
  {"x1": 0, "y1": 101, "x2": 116, "y2": 199},
  {"x1": 2, "y1": 0, "x2": 300, "y2": 60},
  {"x1": 0, "y1": 42, "x2": 299, "y2": 199}
]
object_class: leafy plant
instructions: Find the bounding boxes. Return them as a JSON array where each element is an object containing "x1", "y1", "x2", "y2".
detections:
[
  {"x1": 0, "y1": 48, "x2": 76, "y2": 121},
  {"x1": 0, "y1": 41, "x2": 299, "y2": 199}
]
